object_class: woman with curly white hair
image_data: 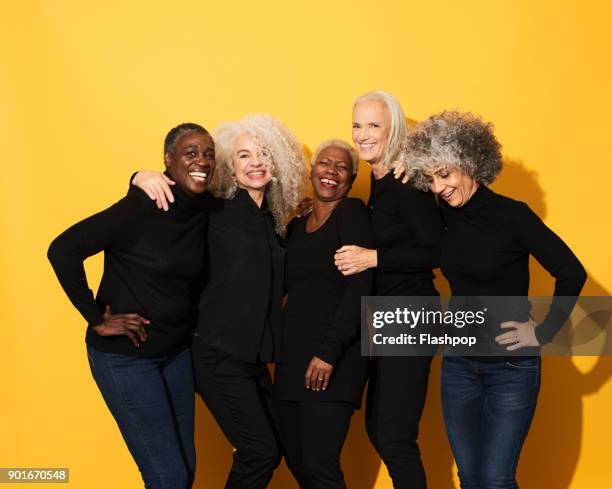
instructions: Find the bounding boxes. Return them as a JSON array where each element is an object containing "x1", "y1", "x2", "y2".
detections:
[
  {"x1": 330, "y1": 90, "x2": 445, "y2": 489},
  {"x1": 132, "y1": 114, "x2": 307, "y2": 489},
  {"x1": 404, "y1": 111, "x2": 586, "y2": 489}
]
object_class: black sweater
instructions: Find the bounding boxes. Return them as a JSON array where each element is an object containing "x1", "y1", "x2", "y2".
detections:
[
  {"x1": 440, "y1": 185, "x2": 587, "y2": 347},
  {"x1": 275, "y1": 198, "x2": 374, "y2": 406},
  {"x1": 369, "y1": 172, "x2": 445, "y2": 295},
  {"x1": 47, "y1": 186, "x2": 208, "y2": 357},
  {"x1": 195, "y1": 189, "x2": 285, "y2": 364}
]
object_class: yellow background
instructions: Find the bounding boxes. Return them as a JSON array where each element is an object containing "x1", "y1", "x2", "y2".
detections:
[{"x1": 1, "y1": 1, "x2": 611, "y2": 488}]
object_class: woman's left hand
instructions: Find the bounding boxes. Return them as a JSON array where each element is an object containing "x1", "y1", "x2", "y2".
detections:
[
  {"x1": 305, "y1": 356, "x2": 333, "y2": 392},
  {"x1": 495, "y1": 319, "x2": 540, "y2": 351},
  {"x1": 334, "y1": 245, "x2": 377, "y2": 276}
]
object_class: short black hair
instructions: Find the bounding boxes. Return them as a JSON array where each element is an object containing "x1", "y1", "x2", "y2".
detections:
[{"x1": 164, "y1": 123, "x2": 210, "y2": 154}]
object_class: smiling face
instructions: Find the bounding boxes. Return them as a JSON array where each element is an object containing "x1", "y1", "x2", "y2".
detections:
[
  {"x1": 232, "y1": 132, "x2": 273, "y2": 192},
  {"x1": 424, "y1": 165, "x2": 480, "y2": 207},
  {"x1": 352, "y1": 99, "x2": 391, "y2": 165},
  {"x1": 311, "y1": 146, "x2": 354, "y2": 203},
  {"x1": 164, "y1": 131, "x2": 215, "y2": 196}
]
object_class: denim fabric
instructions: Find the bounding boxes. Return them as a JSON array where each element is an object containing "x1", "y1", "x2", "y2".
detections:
[
  {"x1": 442, "y1": 356, "x2": 541, "y2": 489},
  {"x1": 87, "y1": 345, "x2": 196, "y2": 489}
]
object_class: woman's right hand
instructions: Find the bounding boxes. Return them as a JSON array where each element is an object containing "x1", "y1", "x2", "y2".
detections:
[
  {"x1": 296, "y1": 197, "x2": 313, "y2": 217},
  {"x1": 133, "y1": 171, "x2": 176, "y2": 211},
  {"x1": 93, "y1": 305, "x2": 150, "y2": 347},
  {"x1": 393, "y1": 163, "x2": 410, "y2": 184}
]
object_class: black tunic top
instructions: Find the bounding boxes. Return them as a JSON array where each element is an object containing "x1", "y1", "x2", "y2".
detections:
[
  {"x1": 369, "y1": 172, "x2": 445, "y2": 295},
  {"x1": 275, "y1": 198, "x2": 374, "y2": 406},
  {"x1": 47, "y1": 185, "x2": 208, "y2": 357},
  {"x1": 195, "y1": 189, "x2": 285, "y2": 364},
  {"x1": 440, "y1": 185, "x2": 587, "y2": 350}
]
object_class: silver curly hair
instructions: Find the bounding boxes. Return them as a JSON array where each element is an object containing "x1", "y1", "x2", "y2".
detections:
[
  {"x1": 403, "y1": 111, "x2": 503, "y2": 191},
  {"x1": 311, "y1": 139, "x2": 359, "y2": 176},
  {"x1": 209, "y1": 114, "x2": 307, "y2": 235},
  {"x1": 353, "y1": 90, "x2": 409, "y2": 171}
]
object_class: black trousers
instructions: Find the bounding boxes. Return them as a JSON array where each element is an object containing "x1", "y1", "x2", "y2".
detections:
[
  {"x1": 191, "y1": 338, "x2": 282, "y2": 489},
  {"x1": 365, "y1": 356, "x2": 432, "y2": 489},
  {"x1": 277, "y1": 400, "x2": 354, "y2": 489}
]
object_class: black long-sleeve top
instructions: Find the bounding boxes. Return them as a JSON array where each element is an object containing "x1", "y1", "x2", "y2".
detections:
[
  {"x1": 369, "y1": 172, "x2": 445, "y2": 295},
  {"x1": 47, "y1": 186, "x2": 208, "y2": 357},
  {"x1": 195, "y1": 189, "x2": 285, "y2": 364},
  {"x1": 440, "y1": 185, "x2": 587, "y2": 348},
  {"x1": 275, "y1": 198, "x2": 374, "y2": 406}
]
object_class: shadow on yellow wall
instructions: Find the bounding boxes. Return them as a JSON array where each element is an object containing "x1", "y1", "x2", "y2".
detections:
[{"x1": 190, "y1": 156, "x2": 611, "y2": 489}]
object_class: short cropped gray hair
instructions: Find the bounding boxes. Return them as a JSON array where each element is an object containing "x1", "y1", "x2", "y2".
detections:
[
  {"x1": 311, "y1": 139, "x2": 359, "y2": 175},
  {"x1": 404, "y1": 111, "x2": 502, "y2": 191}
]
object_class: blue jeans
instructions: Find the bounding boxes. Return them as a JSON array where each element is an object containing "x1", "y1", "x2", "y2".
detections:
[
  {"x1": 441, "y1": 356, "x2": 541, "y2": 489},
  {"x1": 87, "y1": 345, "x2": 196, "y2": 489}
]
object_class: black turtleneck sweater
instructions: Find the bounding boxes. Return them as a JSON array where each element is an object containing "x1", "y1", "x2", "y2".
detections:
[
  {"x1": 369, "y1": 172, "x2": 445, "y2": 296},
  {"x1": 440, "y1": 185, "x2": 587, "y2": 348},
  {"x1": 195, "y1": 189, "x2": 285, "y2": 364},
  {"x1": 47, "y1": 185, "x2": 208, "y2": 357}
]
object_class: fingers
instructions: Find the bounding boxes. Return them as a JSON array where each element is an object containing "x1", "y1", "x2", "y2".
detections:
[
  {"x1": 305, "y1": 362, "x2": 324, "y2": 391},
  {"x1": 162, "y1": 174, "x2": 176, "y2": 186},
  {"x1": 124, "y1": 329, "x2": 141, "y2": 347},
  {"x1": 125, "y1": 313, "x2": 151, "y2": 324},
  {"x1": 314, "y1": 371, "x2": 324, "y2": 391},
  {"x1": 160, "y1": 181, "x2": 175, "y2": 208},
  {"x1": 402, "y1": 175, "x2": 409, "y2": 184},
  {"x1": 335, "y1": 245, "x2": 353, "y2": 254},
  {"x1": 153, "y1": 184, "x2": 169, "y2": 211},
  {"x1": 321, "y1": 370, "x2": 331, "y2": 391},
  {"x1": 142, "y1": 185, "x2": 159, "y2": 203},
  {"x1": 499, "y1": 321, "x2": 518, "y2": 329},
  {"x1": 495, "y1": 330, "x2": 518, "y2": 343},
  {"x1": 305, "y1": 363, "x2": 314, "y2": 390}
]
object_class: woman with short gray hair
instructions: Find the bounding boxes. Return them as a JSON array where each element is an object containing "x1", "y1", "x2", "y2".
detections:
[{"x1": 404, "y1": 110, "x2": 586, "y2": 489}]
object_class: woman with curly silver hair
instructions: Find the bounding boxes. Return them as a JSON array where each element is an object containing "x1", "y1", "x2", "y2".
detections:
[
  {"x1": 132, "y1": 114, "x2": 307, "y2": 489},
  {"x1": 331, "y1": 90, "x2": 445, "y2": 489},
  {"x1": 275, "y1": 139, "x2": 373, "y2": 489},
  {"x1": 404, "y1": 111, "x2": 586, "y2": 489}
]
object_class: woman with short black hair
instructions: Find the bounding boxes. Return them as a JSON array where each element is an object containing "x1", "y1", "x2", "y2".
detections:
[{"x1": 48, "y1": 123, "x2": 214, "y2": 489}]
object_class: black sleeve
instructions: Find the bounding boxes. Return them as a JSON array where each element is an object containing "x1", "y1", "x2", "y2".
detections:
[
  {"x1": 315, "y1": 199, "x2": 375, "y2": 365},
  {"x1": 377, "y1": 186, "x2": 444, "y2": 272},
  {"x1": 47, "y1": 188, "x2": 152, "y2": 328},
  {"x1": 513, "y1": 202, "x2": 587, "y2": 344}
]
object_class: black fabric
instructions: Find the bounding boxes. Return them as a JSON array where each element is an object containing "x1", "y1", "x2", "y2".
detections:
[
  {"x1": 278, "y1": 400, "x2": 354, "y2": 489},
  {"x1": 365, "y1": 356, "x2": 432, "y2": 489},
  {"x1": 196, "y1": 189, "x2": 285, "y2": 363},
  {"x1": 275, "y1": 198, "x2": 373, "y2": 406},
  {"x1": 369, "y1": 173, "x2": 444, "y2": 296},
  {"x1": 191, "y1": 338, "x2": 282, "y2": 489},
  {"x1": 440, "y1": 185, "x2": 587, "y2": 347},
  {"x1": 47, "y1": 185, "x2": 208, "y2": 357}
]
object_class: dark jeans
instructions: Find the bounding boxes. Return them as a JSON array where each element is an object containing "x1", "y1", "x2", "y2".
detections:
[
  {"x1": 277, "y1": 401, "x2": 354, "y2": 489},
  {"x1": 441, "y1": 356, "x2": 541, "y2": 489},
  {"x1": 191, "y1": 338, "x2": 282, "y2": 489},
  {"x1": 87, "y1": 345, "x2": 196, "y2": 489},
  {"x1": 365, "y1": 356, "x2": 432, "y2": 489}
]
